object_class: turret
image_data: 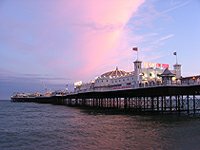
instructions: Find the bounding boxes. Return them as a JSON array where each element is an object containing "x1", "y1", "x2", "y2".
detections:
[
  {"x1": 134, "y1": 60, "x2": 142, "y2": 86},
  {"x1": 173, "y1": 51, "x2": 181, "y2": 79},
  {"x1": 173, "y1": 64, "x2": 181, "y2": 79}
]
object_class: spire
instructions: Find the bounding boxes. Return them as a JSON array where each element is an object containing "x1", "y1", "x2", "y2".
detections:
[{"x1": 116, "y1": 66, "x2": 118, "y2": 71}]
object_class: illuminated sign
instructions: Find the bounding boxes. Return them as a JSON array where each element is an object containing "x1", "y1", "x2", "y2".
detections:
[{"x1": 143, "y1": 62, "x2": 169, "y2": 69}]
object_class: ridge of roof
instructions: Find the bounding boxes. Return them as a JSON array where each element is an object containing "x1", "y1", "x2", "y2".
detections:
[{"x1": 160, "y1": 68, "x2": 175, "y2": 76}]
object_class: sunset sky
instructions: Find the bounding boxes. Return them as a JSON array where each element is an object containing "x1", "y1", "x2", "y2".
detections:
[{"x1": 1, "y1": 0, "x2": 200, "y2": 99}]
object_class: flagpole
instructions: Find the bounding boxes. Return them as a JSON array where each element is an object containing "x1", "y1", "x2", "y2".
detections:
[
  {"x1": 173, "y1": 51, "x2": 178, "y2": 64},
  {"x1": 132, "y1": 47, "x2": 138, "y2": 60}
]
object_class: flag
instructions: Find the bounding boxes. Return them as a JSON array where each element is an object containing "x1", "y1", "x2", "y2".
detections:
[
  {"x1": 173, "y1": 52, "x2": 177, "y2": 55},
  {"x1": 132, "y1": 47, "x2": 138, "y2": 51}
]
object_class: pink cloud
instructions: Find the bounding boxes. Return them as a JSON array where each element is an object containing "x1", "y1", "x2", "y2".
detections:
[
  {"x1": 33, "y1": 0, "x2": 145, "y2": 80},
  {"x1": 0, "y1": 0, "x2": 145, "y2": 82},
  {"x1": 59, "y1": 0, "x2": 146, "y2": 78}
]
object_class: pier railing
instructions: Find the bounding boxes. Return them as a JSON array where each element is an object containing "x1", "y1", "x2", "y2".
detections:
[{"x1": 72, "y1": 82, "x2": 200, "y2": 94}]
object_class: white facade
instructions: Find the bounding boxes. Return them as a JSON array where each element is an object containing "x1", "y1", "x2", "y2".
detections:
[{"x1": 74, "y1": 60, "x2": 180, "y2": 92}]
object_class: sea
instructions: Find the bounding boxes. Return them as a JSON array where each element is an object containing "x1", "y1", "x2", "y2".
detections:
[{"x1": 0, "y1": 100, "x2": 200, "y2": 150}]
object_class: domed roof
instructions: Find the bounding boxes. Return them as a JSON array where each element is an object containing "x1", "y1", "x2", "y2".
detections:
[{"x1": 100, "y1": 67, "x2": 131, "y2": 78}]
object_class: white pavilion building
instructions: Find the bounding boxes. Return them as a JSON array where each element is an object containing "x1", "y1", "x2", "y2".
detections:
[{"x1": 74, "y1": 60, "x2": 182, "y2": 92}]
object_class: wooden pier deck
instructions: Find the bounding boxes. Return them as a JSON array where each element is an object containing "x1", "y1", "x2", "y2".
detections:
[{"x1": 11, "y1": 85, "x2": 200, "y2": 115}]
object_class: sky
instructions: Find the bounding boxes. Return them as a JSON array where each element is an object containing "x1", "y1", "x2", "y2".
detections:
[{"x1": 0, "y1": 0, "x2": 200, "y2": 99}]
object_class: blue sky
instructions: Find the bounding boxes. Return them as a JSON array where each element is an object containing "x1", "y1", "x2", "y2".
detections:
[{"x1": 0, "y1": 0, "x2": 200, "y2": 99}]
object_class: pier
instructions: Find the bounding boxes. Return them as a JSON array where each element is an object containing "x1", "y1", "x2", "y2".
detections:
[
  {"x1": 11, "y1": 54, "x2": 200, "y2": 115},
  {"x1": 11, "y1": 84, "x2": 200, "y2": 115}
]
